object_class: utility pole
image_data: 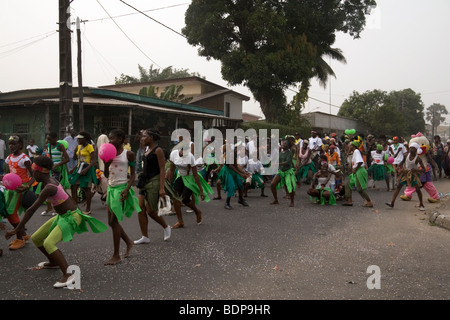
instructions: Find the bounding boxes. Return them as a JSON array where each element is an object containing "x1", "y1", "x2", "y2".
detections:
[
  {"x1": 58, "y1": 0, "x2": 73, "y2": 138},
  {"x1": 76, "y1": 17, "x2": 84, "y2": 131}
]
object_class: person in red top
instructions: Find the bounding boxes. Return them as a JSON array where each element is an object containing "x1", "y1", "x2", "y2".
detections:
[{"x1": 1, "y1": 135, "x2": 34, "y2": 250}]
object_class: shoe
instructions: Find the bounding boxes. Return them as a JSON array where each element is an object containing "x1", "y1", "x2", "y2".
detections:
[
  {"x1": 419, "y1": 206, "x2": 425, "y2": 211},
  {"x1": 163, "y1": 226, "x2": 171, "y2": 241},
  {"x1": 133, "y1": 236, "x2": 150, "y2": 244},
  {"x1": 53, "y1": 275, "x2": 75, "y2": 289},
  {"x1": 400, "y1": 196, "x2": 411, "y2": 201},
  {"x1": 385, "y1": 202, "x2": 394, "y2": 208},
  {"x1": 171, "y1": 222, "x2": 184, "y2": 229},
  {"x1": 238, "y1": 198, "x2": 249, "y2": 207},
  {"x1": 9, "y1": 239, "x2": 26, "y2": 250},
  {"x1": 428, "y1": 198, "x2": 440, "y2": 203},
  {"x1": 38, "y1": 261, "x2": 59, "y2": 269},
  {"x1": 186, "y1": 209, "x2": 194, "y2": 213},
  {"x1": 224, "y1": 204, "x2": 233, "y2": 210}
]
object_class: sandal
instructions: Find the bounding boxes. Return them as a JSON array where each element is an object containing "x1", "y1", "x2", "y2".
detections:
[{"x1": 171, "y1": 222, "x2": 184, "y2": 229}]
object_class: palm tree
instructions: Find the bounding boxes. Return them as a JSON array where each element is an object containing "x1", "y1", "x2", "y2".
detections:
[
  {"x1": 314, "y1": 47, "x2": 347, "y2": 88},
  {"x1": 426, "y1": 103, "x2": 448, "y2": 137}
]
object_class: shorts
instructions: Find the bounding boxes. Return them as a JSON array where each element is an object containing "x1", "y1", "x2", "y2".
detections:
[{"x1": 173, "y1": 176, "x2": 193, "y2": 204}]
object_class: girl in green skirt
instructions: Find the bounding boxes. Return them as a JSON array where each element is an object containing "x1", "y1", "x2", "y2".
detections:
[
  {"x1": 5, "y1": 156, "x2": 107, "y2": 288},
  {"x1": 167, "y1": 141, "x2": 213, "y2": 228},
  {"x1": 103, "y1": 129, "x2": 141, "y2": 265},
  {"x1": 271, "y1": 139, "x2": 296, "y2": 207},
  {"x1": 68, "y1": 131, "x2": 97, "y2": 214}
]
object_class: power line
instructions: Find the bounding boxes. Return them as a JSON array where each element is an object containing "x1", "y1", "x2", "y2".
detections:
[
  {"x1": 0, "y1": 31, "x2": 57, "y2": 59},
  {"x1": 83, "y1": 3, "x2": 189, "y2": 24},
  {"x1": 287, "y1": 87, "x2": 342, "y2": 108},
  {"x1": 0, "y1": 30, "x2": 56, "y2": 49},
  {"x1": 119, "y1": 0, "x2": 186, "y2": 39},
  {"x1": 96, "y1": 0, "x2": 161, "y2": 68}
]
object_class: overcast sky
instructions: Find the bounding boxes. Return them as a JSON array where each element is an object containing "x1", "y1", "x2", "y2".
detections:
[{"x1": 1, "y1": 0, "x2": 449, "y2": 124}]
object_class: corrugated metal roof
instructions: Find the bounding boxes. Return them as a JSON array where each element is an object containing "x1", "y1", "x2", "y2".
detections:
[{"x1": 35, "y1": 97, "x2": 233, "y2": 120}]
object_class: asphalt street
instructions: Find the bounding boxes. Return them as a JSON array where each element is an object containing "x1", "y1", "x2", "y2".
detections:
[{"x1": 1, "y1": 179, "x2": 449, "y2": 302}]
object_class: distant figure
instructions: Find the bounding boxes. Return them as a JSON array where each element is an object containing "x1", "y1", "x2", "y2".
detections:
[
  {"x1": 64, "y1": 129, "x2": 78, "y2": 172},
  {"x1": 96, "y1": 128, "x2": 109, "y2": 171}
]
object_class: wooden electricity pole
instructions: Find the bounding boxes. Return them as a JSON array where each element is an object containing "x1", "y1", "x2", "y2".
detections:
[
  {"x1": 76, "y1": 17, "x2": 84, "y2": 131},
  {"x1": 58, "y1": 0, "x2": 73, "y2": 138}
]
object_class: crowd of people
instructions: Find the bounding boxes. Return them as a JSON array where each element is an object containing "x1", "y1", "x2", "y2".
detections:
[{"x1": 0, "y1": 127, "x2": 449, "y2": 288}]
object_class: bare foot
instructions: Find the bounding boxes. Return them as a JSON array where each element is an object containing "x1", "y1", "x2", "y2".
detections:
[
  {"x1": 195, "y1": 210, "x2": 202, "y2": 225},
  {"x1": 124, "y1": 242, "x2": 134, "y2": 258},
  {"x1": 289, "y1": 202, "x2": 294, "y2": 207},
  {"x1": 104, "y1": 256, "x2": 121, "y2": 265},
  {"x1": 270, "y1": 200, "x2": 279, "y2": 205}
]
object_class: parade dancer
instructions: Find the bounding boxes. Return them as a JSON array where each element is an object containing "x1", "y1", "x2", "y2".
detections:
[
  {"x1": 343, "y1": 141, "x2": 374, "y2": 207},
  {"x1": 104, "y1": 129, "x2": 141, "y2": 265},
  {"x1": 386, "y1": 143, "x2": 425, "y2": 211},
  {"x1": 5, "y1": 156, "x2": 107, "y2": 288},
  {"x1": 2, "y1": 135, "x2": 33, "y2": 250}
]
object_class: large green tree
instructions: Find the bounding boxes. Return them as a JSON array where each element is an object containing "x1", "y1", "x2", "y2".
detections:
[
  {"x1": 338, "y1": 89, "x2": 425, "y2": 137},
  {"x1": 182, "y1": 0, "x2": 376, "y2": 123}
]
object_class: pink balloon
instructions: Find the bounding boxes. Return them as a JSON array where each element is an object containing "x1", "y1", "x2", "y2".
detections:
[
  {"x1": 387, "y1": 157, "x2": 394, "y2": 164},
  {"x1": 99, "y1": 143, "x2": 117, "y2": 162},
  {"x1": 2, "y1": 173, "x2": 22, "y2": 190}
]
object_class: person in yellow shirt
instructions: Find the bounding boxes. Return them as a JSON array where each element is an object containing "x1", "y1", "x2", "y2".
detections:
[{"x1": 68, "y1": 131, "x2": 98, "y2": 214}]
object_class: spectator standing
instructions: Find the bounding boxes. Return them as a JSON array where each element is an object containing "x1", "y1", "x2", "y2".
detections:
[
  {"x1": 96, "y1": 128, "x2": 109, "y2": 171},
  {"x1": 0, "y1": 132, "x2": 6, "y2": 175},
  {"x1": 64, "y1": 129, "x2": 78, "y2": 172},
  {"x1": 26, "y1": 139, "x2": 39, "y2": 163}
]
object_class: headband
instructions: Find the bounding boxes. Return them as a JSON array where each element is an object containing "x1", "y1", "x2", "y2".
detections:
[
  {"x1": 351, "y1": 141, "x2": 360, "y2": 148},
  {"x1": 409, "y1": 142, "x2": 423, "y2": 154},
  {"x1": 32, "y1": 163, "x2": 50, "y2": 173}
]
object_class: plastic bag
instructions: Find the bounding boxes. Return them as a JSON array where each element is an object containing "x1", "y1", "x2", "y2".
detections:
[{"x1": 158, "y1": 195, "x2": 172, "y2": 216}]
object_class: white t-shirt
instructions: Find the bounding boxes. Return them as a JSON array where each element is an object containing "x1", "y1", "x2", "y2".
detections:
[
  {"x1": 352, "y1": 149, "x2": 364, "y2": 169},
  {"x1": 246, "y1": 140, "x2": 257, "y2": 160},
  {"x1": 0, "y1": 139, "x2": 5, "y2": 159},
  {"x1": 371, "y1": 150, "x2": 386, "y2": 165},
  {"x1": 309, "y1": 137, "x2": 322, "y2": 151},
  {"x1": 247, "y1": 159, "x2": 263, "y2": 174},
  {"x1": 26, "y1": 145, "x2": 38, "y2": 157},
  {"x1": 390, "y1": 143, "x2": 407, "y2": 165},
  {"x1": 170, "y1": 150, "x2": 195, "y2": 176},
  {"x1": 237, "y1": 155, "x2": 248, "y2": 166}
]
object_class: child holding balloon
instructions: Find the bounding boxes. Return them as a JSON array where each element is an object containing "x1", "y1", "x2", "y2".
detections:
[
  {"x1": 1, "y1": 135, "x2": 35, "y2": 250},
  {"x1": 101, "y1": 129, "x2": 141, "y2": 265}
]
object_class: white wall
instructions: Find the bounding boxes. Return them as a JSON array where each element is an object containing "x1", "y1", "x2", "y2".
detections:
[{"x1": 224, "y1": 94, "x2": 243, "y2": 120}]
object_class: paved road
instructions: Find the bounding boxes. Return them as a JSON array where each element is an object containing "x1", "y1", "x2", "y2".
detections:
[{"x1": 1, "y1": 179, "x2": 449, "y2": 302}]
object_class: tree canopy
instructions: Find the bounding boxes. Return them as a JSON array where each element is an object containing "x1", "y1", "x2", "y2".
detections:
[
  {"x1": 426, "y1": 103, "x2": 448, "y2": 137},
  {"x1": 338, "y1": 89, "x2": 425, "y2": 137},
  {"x1": 182, "y1": 0, "x2": 376, "y2": 123}
]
